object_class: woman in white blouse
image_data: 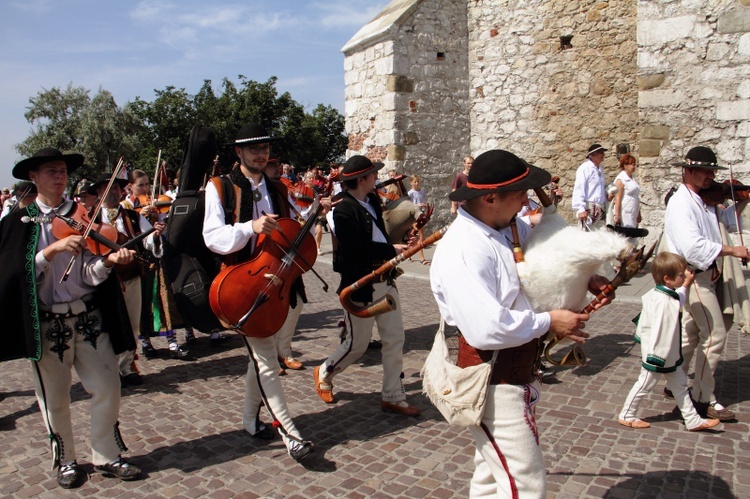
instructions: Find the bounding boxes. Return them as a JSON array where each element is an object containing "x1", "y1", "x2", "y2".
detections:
[{"x1": 613, "y1": 153, "x2": 641, "y2": 228}]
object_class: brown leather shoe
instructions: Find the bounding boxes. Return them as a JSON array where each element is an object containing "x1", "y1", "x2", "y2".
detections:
[
  {"x1": 707, "y1": 404, "x2": 735, "y2": 421},
  {"x1": 381, "y1": 401, "x2": 420, "y2": 417},
  {"x1": 617, "y1": 418, "x2": 651, "y2": 429},
  {"x1": 278, "y1": 368, "x2": 287, "y2": 376},
  {"x1": 281, "y1": 357, "x2": 304, "y2": 370},
  {"x1": 688, "y1": 418, "x2": 720, "y2": 432},
  {"x1": 313, "y1": 366, "x2": 335, "y2": 403}
]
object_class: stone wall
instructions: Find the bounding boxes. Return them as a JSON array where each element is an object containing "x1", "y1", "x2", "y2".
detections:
[
  {"x1": 342, "y1": 0, "x2": 750, "y2": 235},
  {"x1": 637, "y1": 0, "x2": 750, "y2": 236},
  {"x1": 343, "y1": 0, "x2": 469, "y2": 228},
  {"x1": 467, "y1": 0, "x2": 638, "y2": 223}
]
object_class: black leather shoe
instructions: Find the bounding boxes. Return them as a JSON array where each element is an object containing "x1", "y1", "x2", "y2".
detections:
[
  {"x1": 169, "y1": 345, "x2": 192, "y2": 360},
  {"x1": 210, "y1": 333, "x2": 230, "y2": 347},
  {"x1": 57, "y1": 461, "x2": 86, "y2": 489},
  {"x1": 367, "y1": 340, "x2": 382, "y2": 350},
  {"x1": 120, "y1": 373, "x2": 143, "y2": 387},
  {"x1": 289, "y1": 441, "x2": 314, "y2": 462},
  {"x1": 141, "y1": 344, "x2": 159, "y2": 359},
  {"x1": 249, "y1": 421, "x2": 276, "y2": 440},
  {"x1": 94, "y1": 458, "x2": 141, "y2": 481}
]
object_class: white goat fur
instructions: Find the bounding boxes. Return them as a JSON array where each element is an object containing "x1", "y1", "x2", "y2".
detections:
[{"x1": 517, "y1": 211, "x2": 632, "y2": 312}]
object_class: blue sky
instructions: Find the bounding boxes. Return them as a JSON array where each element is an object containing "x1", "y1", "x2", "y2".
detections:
[{"x1": 0, "y1": 0, "x2": 389, "y2": 188}]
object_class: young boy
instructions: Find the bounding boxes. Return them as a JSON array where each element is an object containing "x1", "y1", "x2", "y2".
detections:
[{"x1": 618, "y1": 252, "x2": 720, "y2": 431}]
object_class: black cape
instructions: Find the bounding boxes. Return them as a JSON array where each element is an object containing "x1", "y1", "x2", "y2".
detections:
[{"x1": 0, "y1": 203, "x2": 134, "y2": 362}]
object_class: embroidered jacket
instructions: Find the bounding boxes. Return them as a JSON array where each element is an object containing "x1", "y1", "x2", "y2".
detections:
[{"x1": 634, "y1": 285, "x2": 686, "y2": 373}]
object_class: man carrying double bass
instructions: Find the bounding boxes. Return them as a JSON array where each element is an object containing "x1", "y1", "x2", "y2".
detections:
[{"x1": 202, "y1": 123, "x2": 315, "y2": 462}]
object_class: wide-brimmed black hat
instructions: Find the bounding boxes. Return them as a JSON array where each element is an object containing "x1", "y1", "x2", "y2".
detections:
[
  {"x1": 672, "y1": 146, "x2": 727, "y2": 170},
  {"x1": 586, "y1": 144, "x2": 608, "y2": 157},
  {"x1": 232, "y1": 123, "x2": 282, "y2": 147},
  {"x1": 340, "y1": 155, "x2": 385, "y2": 181},
  {"x1": 12, "y1": 147, "x2": 84, "y2": 180},
  {"x1": 449, "y1": 150, "x2": 551, "y2": 202},
  {"x1": 11, "y1": 180, "x2": 37, "y2": 196},
  {"x1": 87, "y1": 173, "x2": 128, "y2": 195}
]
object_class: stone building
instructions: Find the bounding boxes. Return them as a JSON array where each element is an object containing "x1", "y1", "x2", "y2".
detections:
[{"x1": 342, "y1": 0, "x2": 750, "y2": 236}]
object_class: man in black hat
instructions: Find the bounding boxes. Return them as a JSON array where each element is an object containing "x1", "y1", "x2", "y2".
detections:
[
  {"x1": 88, "y1": 174, "x2": 166, "y2": 381},
  {"x1": 664, "y1": 146, "x2": 749, "y2": 421},
  {"x1": 0, "y1": 180, "x2": 37, "y2": 219},
  {"x1": 202, "y1": 123, "x2": 314, "y2": 462},
  {"x1": 572, "y1": 143, "x2": 608, "y2": 230},
  {"x1": 0, "y1": 148, "x2": 142, "y2": 488},
  {"x1": 312, "y1": 155, "x2": 420, "y2": 417},
  {"x1": 430, "y1": 149, "x2": 609, "y2": 497}
]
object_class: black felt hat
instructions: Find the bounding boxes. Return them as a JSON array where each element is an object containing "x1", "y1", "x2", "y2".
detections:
[
  {"x1": 449, "y1": 150, "x2": 551, "y2": 202},
  {"x1": 586, "y1": 144, "x2": 608, "y2": 157},
  {"x1": 340, "y1": 155, "x2": 385, "y2": 180},
  {"x1": 12, "y1": 147, "x2": 84, "y2": 180},
  {"x1": 87, "y1": 173, "x2": 128, "y2": 195},
  {"x1": 673, "y1": 146, "x2": 727, "y2": 170},
  {"x1": 232, "y1": 124, "x2": 282, "y2": 146}
]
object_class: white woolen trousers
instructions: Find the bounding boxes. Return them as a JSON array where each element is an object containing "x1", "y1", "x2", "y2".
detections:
[
  {"x1": 242, "y1": 334, "x2": 304, "y2": 449},
  {"x1": 682, "y1": 271, "x2": 732, "y2": 403},
  {"x1": 32, "y1": 311, "x2": 123, "y2": 466},
  {"x1": 274, "y1": 295, "x2": 303, "y2": 360},
  {"x1": 319, "y1": 282, "x2": 406, "y2": 402},
  {"x1": 467, "y1": 382, "x2": 546, "y2": 499},
  {"x1": 117, "y1": 276, "x2": 142, "y2": 376},
  {"x1": 619, "y1": 367, "x2": 704, "y2": 430}
]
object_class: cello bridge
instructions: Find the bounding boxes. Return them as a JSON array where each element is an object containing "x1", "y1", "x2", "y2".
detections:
[{"x1": 264, "y1": 273, "x2": 283, "y2": 287}]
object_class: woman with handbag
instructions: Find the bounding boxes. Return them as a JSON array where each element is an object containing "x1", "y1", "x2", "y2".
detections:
[{"x1": 429, "y1": 150, "x2": 611, "y2": 498}]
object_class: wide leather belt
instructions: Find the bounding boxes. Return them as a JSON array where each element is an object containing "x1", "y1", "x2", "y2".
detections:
[
  {"x1": 456, "y1": 333, "x2": 543, "y2": 385},
  {"x1": 39, "y1": 294, "x2": 99, "y2": 322}
]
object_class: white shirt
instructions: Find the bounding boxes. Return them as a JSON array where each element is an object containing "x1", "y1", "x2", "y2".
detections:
[
  {"x1": 572, "y1": 159, "x2": 606, "y2": 215},
  {"x1": 202, "y1": 175, "x2": 298, "y2": 255},
  {"x1": 34, "y1": 200, "x2": 112, "y2": 306},
  {"x1": 430, "y1": 208, "x2": 551, "y2": 350},
  {"x1": 102, "y1": 206, "x2": 162, "y2": 258},
  {"x1": 664, "y1": 184, "x2": 722, "y2": 270}
]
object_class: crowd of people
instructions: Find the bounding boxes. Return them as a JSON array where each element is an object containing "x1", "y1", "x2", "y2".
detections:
[{"x1": 1, "y1": 131, "x2": 746, "y2": 497}]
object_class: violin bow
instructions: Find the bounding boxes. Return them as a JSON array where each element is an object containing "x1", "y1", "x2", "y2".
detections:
[
  {"x1": 60, "y1": 158, "x2": 125, "y2": 282},
  {"x1": 151, "y1": 150, "x2": 162, "y2": 202},
  {"x1": 728, "y1": 163, "x2": 747, "y2": 266}
]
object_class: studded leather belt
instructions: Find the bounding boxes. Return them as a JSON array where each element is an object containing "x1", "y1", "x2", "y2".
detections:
[{"x1": 39, "y1": 294, "x2": 100, "y2": 322}]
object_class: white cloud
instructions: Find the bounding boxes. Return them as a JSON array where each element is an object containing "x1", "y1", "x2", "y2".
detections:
[{"x1": 312, "y1": 1, "x2": 388, "y2": 29}]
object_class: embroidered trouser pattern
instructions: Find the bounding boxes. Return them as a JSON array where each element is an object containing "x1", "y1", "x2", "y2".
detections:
[
  {"x1": 682, "y1": 272, "x2": 732, "y2": 403},
  {"x1": 320, "y1": 282, "x2": 406, "y2": 402},
  {"x1": 31, "y1": 309, "x2": 123, "y2": 467},
  {"x1": 468, "y1": 382, "x2": 545, "y2": 499},
  {"x1": 242, "y1": 334, "x2": 303, "y2": 449}
]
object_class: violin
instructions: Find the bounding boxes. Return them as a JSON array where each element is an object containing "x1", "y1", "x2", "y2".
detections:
[
  {"x1": 52, "y1": 201, "x2": 120, "y2": 255},
  {"x1": 699, "y1": 179, "x2": 750, "y2": 207},
  {"x1": 52, "y1": 201, "x2": 156, "y2": 261},
  {"x1": 134, "y1": 194, "x2": 172, "y2": 222}
]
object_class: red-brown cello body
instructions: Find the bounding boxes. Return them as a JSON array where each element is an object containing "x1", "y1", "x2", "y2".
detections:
[{"x1": 208, "y1": 217, "x2": 317, "y2": 337}]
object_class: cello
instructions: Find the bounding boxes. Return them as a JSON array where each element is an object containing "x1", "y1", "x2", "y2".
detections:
[{"x1": 209, "y1": 180, "x2": 331, "y2": 337}]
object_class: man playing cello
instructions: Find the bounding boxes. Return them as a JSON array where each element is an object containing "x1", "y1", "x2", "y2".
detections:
[{"x1": 202, "y1": 123, "x2": 314, "y2": 462}]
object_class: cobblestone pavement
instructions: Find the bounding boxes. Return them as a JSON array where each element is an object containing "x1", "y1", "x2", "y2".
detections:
[{"x1": 1, "y1": 252, "x2": 748, "y2": 498}]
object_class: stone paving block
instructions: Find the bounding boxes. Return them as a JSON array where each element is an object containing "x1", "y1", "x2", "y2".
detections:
[{"x1": 1, "y1": 261, "x2": 748, "y2": 497}]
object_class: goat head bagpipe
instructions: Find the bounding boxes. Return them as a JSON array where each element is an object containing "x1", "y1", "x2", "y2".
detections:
[{"x1": 518, "y1": 187, "x2": 655, "y2": 366}]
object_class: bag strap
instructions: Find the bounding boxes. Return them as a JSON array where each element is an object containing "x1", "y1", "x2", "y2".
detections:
[{"x1": 439, "y1": 316, "x2": 499, "y2": 366}]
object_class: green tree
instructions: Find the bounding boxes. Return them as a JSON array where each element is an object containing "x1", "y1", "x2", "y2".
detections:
[{"x1": 18, "y1": 83, "x2": 90, "y2": 157}]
